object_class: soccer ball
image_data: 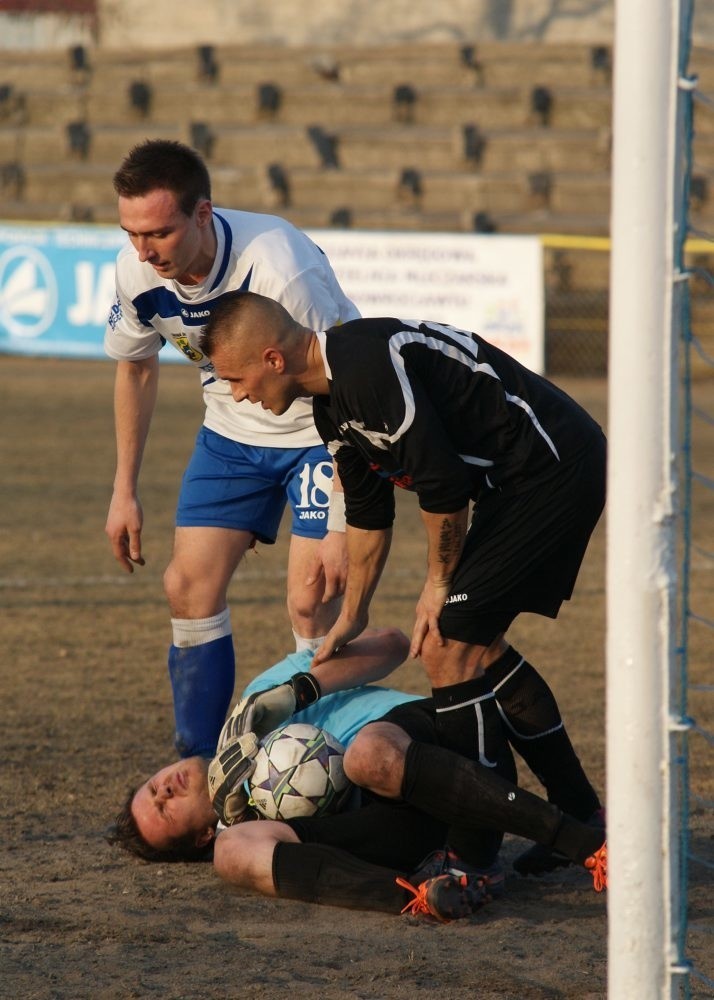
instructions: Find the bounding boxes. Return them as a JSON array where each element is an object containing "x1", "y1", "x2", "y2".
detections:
[{"x1": 248, "y1": 723, "x2": 352, "y2": 821}]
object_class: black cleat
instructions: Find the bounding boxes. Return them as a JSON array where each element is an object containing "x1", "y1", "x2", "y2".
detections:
[{"x1": 412, "y1": 846, "x2": 506, "y2": 900}]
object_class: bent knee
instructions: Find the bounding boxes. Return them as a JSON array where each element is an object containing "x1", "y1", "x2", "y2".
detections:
[
  {"x1": 213, "y1": 827, "x2": 251, "y2": 886},
  {"x1": 163, "y1": 559, "x2": 226, "y2": 618},
  {"x1": 212, "y1": 830, "x2": 235, "y2": 881},
  {"x1": 286, "y1": 586, "x2": 323, "y2": 625},
  {"x1": 343, "y1": 723, "x2": 409, "y2": 797},
  {"x1": 370, "y1": 626, "x2": 409, "y2": 665}
]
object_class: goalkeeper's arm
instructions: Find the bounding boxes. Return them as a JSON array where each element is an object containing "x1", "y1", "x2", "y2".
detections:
[
  {"x1": 217, "y1": 626, "x2": 409, "y2": 747},
  {"x1": 218, "y1": 672, "x2": 323, "y2": 747}
]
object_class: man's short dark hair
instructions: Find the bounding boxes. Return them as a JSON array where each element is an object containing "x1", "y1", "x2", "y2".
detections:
[
  {"x1": 112, "y1": 139, "x2": 212, "y2": 217},
  {"x1": 105, "y1": 787, "x2": 214, "y2": 864}
]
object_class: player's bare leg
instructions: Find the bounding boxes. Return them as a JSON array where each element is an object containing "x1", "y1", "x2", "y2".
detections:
[
  {"x1": 287, "y1": 533, "x2": 342, "y2": 650},
  {"x1": 343, "y1": 721, "x2": 410, "y2": 797},
  {"x1": 214, "y1": 802, "x2": 493, "y2": 916},
  {"x1": 415, "y1": 631, "x2": 512, "y2": 772},
  {"x1": 418, "y1": 631, "x2": 507, "y2": 686},
  {"x1": 214, "y1": 820, "x2": 300, "y2": 896},
  {"x1": 165, "y1": 526, "x2": 252, "y2": 619}
]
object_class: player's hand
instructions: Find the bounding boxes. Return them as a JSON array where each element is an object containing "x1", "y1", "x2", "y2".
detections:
[
  {"x1": 312, "y1": 613, "x2": 368, "y2": 666},
  {"x1": 217, "y1": 673, "x2": 323, "y2": 750},
  {"x1": 410, "y1": 579, "x2": 450, "y2": 658},
  {"x1": 105, "y1": 493, "x2": 145, "y2": 573},
  {"x1": 305, "y1": 530, "x2": 348, "y2": 604},
  {"x1": 208, "y1": 732, "x2": 260, "y2": 825}
]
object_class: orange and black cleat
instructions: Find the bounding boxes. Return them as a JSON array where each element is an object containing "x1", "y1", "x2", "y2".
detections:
[{"x1": 584, "y1": 843, "x2": 608, "y2": 892}]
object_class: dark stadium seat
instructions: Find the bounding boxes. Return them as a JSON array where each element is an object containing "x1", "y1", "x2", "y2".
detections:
[
  {"x1": 66, "y1": 120, "x2": 91, "y2": 159},
  {"x1": 307, "y1": 125, "x2": 339, "y2": 169},
  {"x1": 266, "y1": 162, "x2": 290, "y2": 206},
  {"x1": 393, "y1": 84, "x2": 417, "y2": 124},
  {"x1": 257, "y1": 82, "x2": 282, "y2": 118},
  {"x1": 190, "y1": 121, "x2": 215, "y2": 159},
  {"x1": 197, "y1": 45, "x2": 219, "y2": 83},
  {"x1": 128, "y1": 81, "x2": 152, "y2": 117}
]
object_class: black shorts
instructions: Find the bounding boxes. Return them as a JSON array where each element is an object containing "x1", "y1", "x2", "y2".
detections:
[
  {"x1": 288, "y1": 699, "x2": 447, "y2": 871},
  {"x1": 439, "y1": 436, "x2": 606, "y2": 646}
]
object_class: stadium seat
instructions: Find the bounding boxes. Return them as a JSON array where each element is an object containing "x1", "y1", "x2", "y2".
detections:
[{"x1": 128, "y1": 80, "x2": 152, "y2": 117}]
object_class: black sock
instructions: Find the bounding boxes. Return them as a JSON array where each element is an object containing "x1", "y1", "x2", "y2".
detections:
[
  {"x1": 273, "y1": 842, "x2": 406, "y2": 914},
  {"x1": 404, "y1": 741, "x2": 605, "y2": 866},
  {"x1": 402, "y1": 739, "x2": 560, "y2": 842},
  {"x1": 551, "y1": 814, "x2": 606, "y2": 865},
  {"x1": 486, "y1": 647, "x2": 601, "y2": 821},
  {"x1": 432, "y1": 674, "x2": 514, "y2": 780}
]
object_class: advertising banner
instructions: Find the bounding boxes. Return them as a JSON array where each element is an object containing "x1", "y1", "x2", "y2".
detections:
[
  {"x1": 313, "y1": 230, "x2": 544, "y2": 372},
  {"x1": 0, "y1": 224, "x2": 543, "y2": 372},
  {"x1": 0, "y1": 223, "x2": 125, "y2": 359}
]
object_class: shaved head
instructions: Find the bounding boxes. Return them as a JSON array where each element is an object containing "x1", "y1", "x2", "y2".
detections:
[
  {"x1": 199, "y1": 291, "x2": 327, "y2": 414},
  {"x1": 200, "y1": 291, "x2": 299, "y2": 360}
]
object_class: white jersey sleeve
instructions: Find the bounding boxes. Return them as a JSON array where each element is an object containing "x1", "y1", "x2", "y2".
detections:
[{"x1": 104, "y1": 243, "x2": 165, "y2": 362}]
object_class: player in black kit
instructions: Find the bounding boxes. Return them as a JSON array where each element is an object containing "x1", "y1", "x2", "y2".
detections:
[{"x1": 199, "y1": 292, "x2": 607, "y2": 874}]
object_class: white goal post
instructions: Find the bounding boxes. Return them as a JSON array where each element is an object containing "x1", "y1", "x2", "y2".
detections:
[{"x1": 607, "y1": 0, "x2": 690, "y2": 996}]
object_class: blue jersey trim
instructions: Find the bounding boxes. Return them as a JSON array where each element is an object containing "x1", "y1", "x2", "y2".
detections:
[
  {"x1": 133, "y1": 286, "x2": 212, "y2": 327},
  {"x1": 211, "y1": 212, "x2": 234, "y2": 292}
]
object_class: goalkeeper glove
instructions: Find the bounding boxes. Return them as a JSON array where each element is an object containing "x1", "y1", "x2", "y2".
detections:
[
  {"x1": 217, "y1": 672, "x2": 322, "y2": 749},
  {"x1": 208, "y1": 732, "x2": 259, "y2": 826}
]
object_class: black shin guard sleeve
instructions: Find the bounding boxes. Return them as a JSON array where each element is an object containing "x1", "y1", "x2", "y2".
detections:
[
  {"x1": 272, "y1": 842, "x2": 406, "y2": 914},
  {"x1": 551, "y1": 814, "x2": 606, "y2": 865},
  {"x1": 488, "y1": 648, "x2": 562, "y2": 736},
  {"x1": 488, "y1": 650, "x2": 601, "y2": 819},
  {"x1": 402, "y1": 741, "x2": 602, "y2": 865},
  {"x1": 402, "y1": 740, "x2": 564, "y2": 847}
]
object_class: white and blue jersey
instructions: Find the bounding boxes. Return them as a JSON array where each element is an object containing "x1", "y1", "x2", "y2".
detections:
[
  {"x1": 105, "y1": 208, "x2": 359, "y2": 449},
  {"x1": 242, "y1": 651, "x2": 421, "y2": 748}
]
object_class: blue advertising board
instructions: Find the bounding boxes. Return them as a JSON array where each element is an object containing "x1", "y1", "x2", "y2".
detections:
[{"x1": 0, "y1": 222, "x2": 127, "y2": 359}]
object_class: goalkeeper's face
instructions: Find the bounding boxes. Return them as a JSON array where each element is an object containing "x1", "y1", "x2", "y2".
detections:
[{"x1": 131, "y1": 756, "x2": 217, "y2": 851}]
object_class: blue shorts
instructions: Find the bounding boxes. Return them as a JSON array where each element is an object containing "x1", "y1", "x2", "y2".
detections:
[{"x1": 176, "y1": 427, "x2": 333, "y2": 542}]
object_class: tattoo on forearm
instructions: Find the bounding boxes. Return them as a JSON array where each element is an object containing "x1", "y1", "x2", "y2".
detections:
[{"x1": 437, "y1": 518, "x2": 463, "y2": 565}]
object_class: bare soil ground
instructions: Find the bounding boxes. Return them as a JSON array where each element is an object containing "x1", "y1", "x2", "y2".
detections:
[{"x1": 1, "y1": 358, "x2": 712, "y2": 999}]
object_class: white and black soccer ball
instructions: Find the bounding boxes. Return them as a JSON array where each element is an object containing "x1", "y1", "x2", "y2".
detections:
[{"x1": 248, "y1": 722, "x2": 352, "y2": 822}]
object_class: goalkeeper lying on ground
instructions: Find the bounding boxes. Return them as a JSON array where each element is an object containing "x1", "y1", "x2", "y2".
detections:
[{"x1": 108, "y1": 628, "x2": 607, "y2": 922}]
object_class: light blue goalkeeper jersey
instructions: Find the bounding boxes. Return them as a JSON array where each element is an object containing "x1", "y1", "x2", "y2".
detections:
[{"x1": 241, "y1": 651, "x2": 421, "y2": 748}]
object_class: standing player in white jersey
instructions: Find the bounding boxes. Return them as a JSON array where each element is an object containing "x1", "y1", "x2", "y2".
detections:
[{"x1": 104, "y1": 139, "x2": 359, "y2": 761}]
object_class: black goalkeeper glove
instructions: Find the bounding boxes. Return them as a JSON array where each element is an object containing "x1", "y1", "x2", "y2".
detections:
[{"x1": 217, "y1": 672, "x2": 322, "y2": 750}]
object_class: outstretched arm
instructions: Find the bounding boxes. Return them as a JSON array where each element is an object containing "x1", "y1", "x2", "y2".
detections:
[
  {"x1": 217, "y1": 625, "x2": 409, "y2": 750},
  {"x1": 410, "y1": 506, "x2": 469, "y2": 658},
  {"x1": 312, "y1": 525, "x2": 393, "y2": 665},
  {"x1": 105, "y1": 356, "x2": 159, "y2": 572},
  {"x1": 311, "y1": 625, "x2": 408, "y2": 693}
]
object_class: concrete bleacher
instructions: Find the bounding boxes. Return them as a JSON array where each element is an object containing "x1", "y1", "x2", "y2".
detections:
[
  {"x1": 0, "y1": 40, "x2": 621, "y2": 227},
  {"x1": 0, "y1": 39, "x2": 711, "y2": 241}
]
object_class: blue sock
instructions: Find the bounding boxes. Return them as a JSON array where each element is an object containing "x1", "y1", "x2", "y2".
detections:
[{"x1": 168, "y1": 612, "x2": 235, "y2": 758}]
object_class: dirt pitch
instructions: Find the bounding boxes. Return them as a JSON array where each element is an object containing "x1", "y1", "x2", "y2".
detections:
[{"x1": 1, "y1": 357, "x2": 712, "y2": 999}]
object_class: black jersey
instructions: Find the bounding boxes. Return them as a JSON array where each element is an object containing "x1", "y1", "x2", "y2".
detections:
[{"x1": 313, "y1": 317, "x2": 605, "y2": 531}]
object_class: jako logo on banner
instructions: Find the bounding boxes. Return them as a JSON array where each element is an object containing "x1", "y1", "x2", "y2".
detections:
[{"x1": 0, "y1": 245, "x2": 59, "y2": 339}]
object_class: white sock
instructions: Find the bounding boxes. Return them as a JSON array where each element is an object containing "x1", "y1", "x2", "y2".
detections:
[
  {"x1": 293, "y1": 630, "x2": 326, "y2": 654},
  {"x1": 171, "y1": 608, "x2": 231, "y2": 647}
]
